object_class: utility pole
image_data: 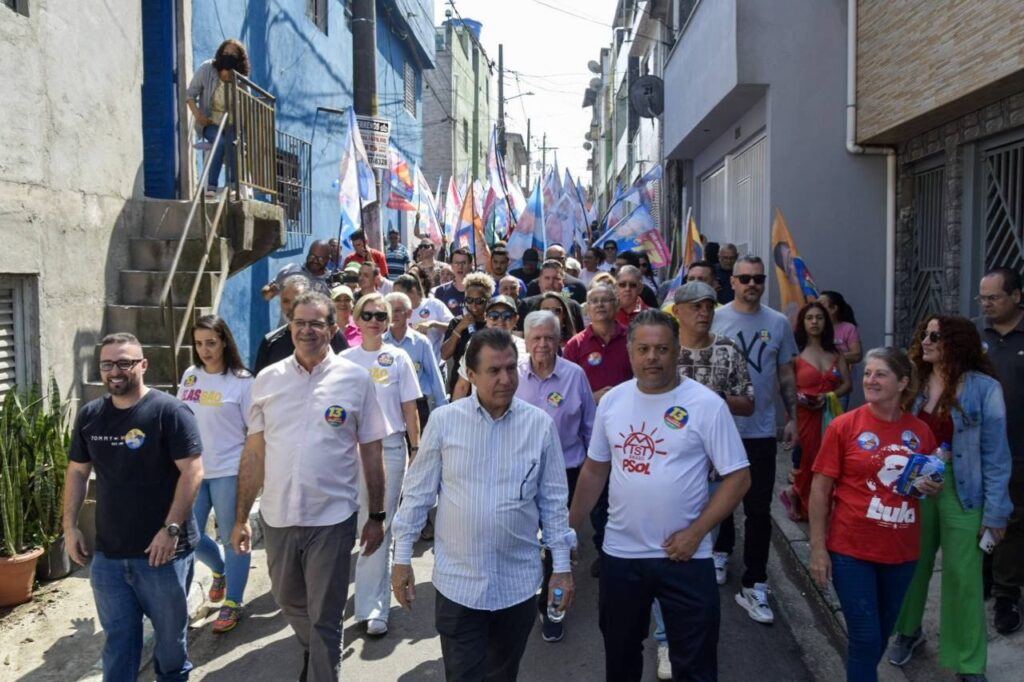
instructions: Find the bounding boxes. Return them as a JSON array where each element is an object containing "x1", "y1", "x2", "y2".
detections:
[
  {"x1": 539, "y1": 134, "x2": 559, "y2": 179},
  {"x1": 352, "y1": 0, "x2": 382, "y2": 250},
  {"x1": 497, "y1": 44, "x2": 506, "y2": 158},
  {"x1": 525, "y1": 118, "x2": 531, "y2": 189}
]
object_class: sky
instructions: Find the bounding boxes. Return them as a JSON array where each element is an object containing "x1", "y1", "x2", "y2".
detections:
[{"x1": 430, "y1": 0, "x2": 619, "y2": 188}]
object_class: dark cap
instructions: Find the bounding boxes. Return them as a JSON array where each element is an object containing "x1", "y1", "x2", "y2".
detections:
[{"x1": 486, "y1": 295, "x2": 518, "y2": 312}]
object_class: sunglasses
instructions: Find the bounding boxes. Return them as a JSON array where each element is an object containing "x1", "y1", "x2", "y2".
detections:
[
  {"x1": 617, "y1": 281, "x2": 641, "y2": 289},
  {"x1": 465, "y1": 296, "x2": 489, "y2": 305},
  {"x1": 919, "y1": 330, "x2": 941, "y2": 343},
  {"x1": 360, "y1": 311, "x2": 389, "y2": 322},
  {"x1": 735, "y1": 274, "x2": 767, "y2": 285},
  {"x1": 486, "y1": 310, "x2": 516, "y2": 321},
  {"x1": 99, "y1": 358, "x2": 144, "y2": 372}
]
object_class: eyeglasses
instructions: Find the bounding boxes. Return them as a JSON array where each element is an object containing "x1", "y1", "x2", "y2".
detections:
[
  {"x1": 735, "y1": 274, "x2": 767, "y2": 285},
  {"x1": 976, "y1": 294, "x2": 1006, "y2": 304},
  {"x1": 465, "y1": 296, "x2": 489, "y2": 305},
  {"x1": 617, "y1": 281, "x2": 641, "y2": 289},
  {"x1": 360, "y1": 311, "x2": 389, "y2": 322},
  {"x1": 486, "y1": 310, "x2": 516, "y2": 321},
  {"x1": 99, "y1": 358, "x2": 144, "y2": 372},
  {"x1": 452, "y1": 260, "x2": 470, "y2": 268},
  {"x1": 919, "y1": 330, "x2": 941, "y2": 343},
  {"x1": 588, "y1": 296, "x2": 615, "y2": 305},
  {"x1": 291, "y1": 319, "x2": 329, "y2": 330},
  {"x1": 685, "y1": 275, "x2": 708, "y2": 283}
]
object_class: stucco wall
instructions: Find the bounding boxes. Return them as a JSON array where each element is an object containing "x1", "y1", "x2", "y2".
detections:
[{"x1": 0, "y1": 1, "x2": 144, "y2": 402}]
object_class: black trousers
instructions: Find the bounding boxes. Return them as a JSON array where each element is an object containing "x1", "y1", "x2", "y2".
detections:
[
  {"x1": 435, "y1": 591, "x2": 536, "y2": 682},
  {"x1": 591, "y1": 479, "x2": 610, "y2": 555},
  {"x1": 599, "y1": 555, "x2": 720, "y2": 682},
  {"x1": 538, "y1": 466, "x2": 580, "y2": 613},
  {"x1": 713, "y1": 437, "x2": 776, "y2": 587}
]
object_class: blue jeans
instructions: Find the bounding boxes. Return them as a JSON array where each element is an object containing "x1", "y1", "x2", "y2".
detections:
[
  {"x1": 830, "y1": 552, "x2": 917, "y2": 682},
  {"x1": 193, "y1": 475, "x2": 250, "y2": 605},
  {"x1": 91, "y1": 550, "x2": 195, "y2": 681},
  {"x1": 202, "y1": 123, "x2": 236, "y2": 189}
]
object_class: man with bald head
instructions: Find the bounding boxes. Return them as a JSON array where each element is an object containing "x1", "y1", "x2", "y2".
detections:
[{"x1": 262, "y1": 240, "x2": 333, "y2": 302}]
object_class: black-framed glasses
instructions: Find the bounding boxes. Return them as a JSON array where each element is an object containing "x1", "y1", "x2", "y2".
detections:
[
  {"x1": 465, "y1": 296, "x2": 489, "y2": 305},
  {"x1": 919, "y1": 330, "x2": 941, "y2": 343},
  {"x1": 291, "y1": 319, "x2": 329, "y2": 330},
  {"x1": 486, "y1": 310, "x2": 516, "y2": 321},
  {"x1": 735, "y1": 274, "x2": 767, "y2": 285},
  {"x1": 360, "y1": 311, "x2": 389, "y2": 322},
  {"x1": 99, "y1": 358, "x2": 144, "y2": 372},
  {"x1": 588, "y1": 296, "x2": 615, "y2": 305},
  {"x1": 617, "y1": 280, "x2": 641, "y2": 289}
]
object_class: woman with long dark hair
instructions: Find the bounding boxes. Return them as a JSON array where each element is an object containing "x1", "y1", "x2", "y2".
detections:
[
  {"x1": 780, "y1": 302, "x2": 851, "y2": 521},
  {"x1": 538, "y1": 292, "x2": 578, "y2": 348},
  {"x1": 819, "y1": 290, "x2": 863, "y2": 367},
  {"x1": 177, "y1": 315, "x2": 252, "y2": 633},
  {"x1": 888, "y1": 316, "x2": 1012, "y2": 681}
]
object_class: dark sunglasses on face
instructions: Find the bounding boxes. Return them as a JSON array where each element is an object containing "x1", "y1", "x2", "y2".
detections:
[
  {"x1": 617, "y1": 280, "x2": 641, "y2": 289},
  {"x1": 99, "y1": 358, "x2": 144, "y2": 372},
  {"x1": 486, "y1": 310, "x2": 516, "y2": 321},
  {"x1": 465, "y1": 296, "x2": 489, "y2": 305},
  {"x1": 735, "y1": 274, "x2": 767, "y2": 285},
  {"x1": 919, "y1": 330, "x2": 941, "y2": 343},
  {"x1": 360, "y1": 311, "x2": 389, "y2": 322}
]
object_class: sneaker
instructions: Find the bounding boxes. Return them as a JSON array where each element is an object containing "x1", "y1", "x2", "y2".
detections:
[
  {"x1": 886, "y1": 629, "x2": 924, "y2": 666},
  {"x1": 212, "y1": 601, "x2": 241, "y2": 633},
  {"x1": 540, "y1": 613, "x2": 564, "y2": 643},
  {"x1": 208, "y1": 572, "x2": 226, "y2": 603},
  {"x1": 994, "y1": 597, "x2": 1023, "y2": 634},
  {"x1": 735, "y1": 583, "x2": 774, "y2": 624},
  {"x1": 366, "y1": 618, "x2": 388, "y2": 636},
  {"x1": 657, "y1": 643, "x2": 672, "y2": 680},
  {"x1": 713, "y1": 552, "x2": 728, "y2": 586}
]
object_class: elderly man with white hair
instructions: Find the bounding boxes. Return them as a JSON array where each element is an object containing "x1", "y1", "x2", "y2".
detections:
[{"x1": 517, "y1": 310, "x2": 597, "y2": 643}]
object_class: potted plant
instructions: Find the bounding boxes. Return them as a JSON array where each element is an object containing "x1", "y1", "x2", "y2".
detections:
[
  {"x1": 25, "y1": 378, "x2": 72, "y2": 580},
  {"x1": 0, "y1": 388, "x2": 44, "y2": 606}
]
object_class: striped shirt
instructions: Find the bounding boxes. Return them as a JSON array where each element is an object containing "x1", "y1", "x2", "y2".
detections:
[
  {"x1": 383, "y1": 327, "x2": 448, "y2": 408},
  {"x1": 392, "y1": 395, "x2": 576, "y2": 611}
]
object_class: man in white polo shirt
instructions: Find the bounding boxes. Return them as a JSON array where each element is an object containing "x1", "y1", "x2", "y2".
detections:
[
  {"x1": 232, "y1": 291, "x2": 388, "y2": 682},
  {"x1": 569, "y1": 309, "x2": 751, "y2": 681}
]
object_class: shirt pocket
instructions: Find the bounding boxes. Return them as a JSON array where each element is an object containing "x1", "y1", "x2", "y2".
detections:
[{"x1": 516, "y1": 459, "x2": 540, "y2": 502}]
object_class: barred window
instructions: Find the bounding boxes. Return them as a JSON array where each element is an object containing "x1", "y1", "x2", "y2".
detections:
[
  {"x1": 404, "y1": 62, "x2": 417, "y2": 117},
  {"x1": 0, "y1": 275, "x2": 37, "y2": 403},
  {"x1": 307, "y1": 0, "x2": 327, "y2": 34}
]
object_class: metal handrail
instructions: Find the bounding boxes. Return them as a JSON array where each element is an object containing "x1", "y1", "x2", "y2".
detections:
[{"x1": 230, "y1": 72, "x2": 278, "y2": 199}]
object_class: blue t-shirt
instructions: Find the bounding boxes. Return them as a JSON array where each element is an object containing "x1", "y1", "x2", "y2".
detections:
[{"x1": 711, "y1": 303, "x2": 798, "y2": 438}]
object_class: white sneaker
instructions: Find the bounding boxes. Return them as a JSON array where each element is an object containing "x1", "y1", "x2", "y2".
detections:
[
  {"x1": 366, "y1": 618, "x2": 388, "y2": 636},
  {"x1": 735, "y1": 582, "x2": 774, "y2": 624},
  {"x1": 713, "y1": 552, "x2": 728, "y2": 585},
  {"x1": 657, "y1": 643, "x2": 672, "y2": 680}
]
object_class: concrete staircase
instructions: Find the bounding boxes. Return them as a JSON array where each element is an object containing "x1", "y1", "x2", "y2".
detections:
[{"x1": 83, "y1": 197, "x2": 286, "y2": 401}]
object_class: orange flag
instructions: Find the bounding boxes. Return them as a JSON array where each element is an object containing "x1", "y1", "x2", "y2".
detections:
[{"x1": 771, "y1": 208, "x2": 819, "y2": 323}]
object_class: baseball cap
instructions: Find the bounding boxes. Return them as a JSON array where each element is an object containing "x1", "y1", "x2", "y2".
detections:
[
  {"x1": 330, "y1": 284, "x2": 355, "y2": 301},
  {"x1": 343, "y1": 261, "x2": 362, "y2": 275},
  {"x1": 673, "y1": 281, "x2": 717, "y2": 305},
  {"x1": 523, "y1": 249, "x2": 540, "y2": 263},
  {"x1": 486, "y1": 295, "x2": 518, "y2": 311}
]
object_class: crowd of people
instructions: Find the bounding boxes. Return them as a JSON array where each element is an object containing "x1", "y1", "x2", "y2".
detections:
[{"x1": 60, "y1": 226, "x2": 1023, "y2": 682}]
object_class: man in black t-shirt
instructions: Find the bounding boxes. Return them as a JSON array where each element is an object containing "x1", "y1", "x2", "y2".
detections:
[
  {"x1": 64, "y1": 332, "x2": 203, "y2": 680},
  {"x1": 439, "y1": 272, "x2": 493, "y2": 395}
]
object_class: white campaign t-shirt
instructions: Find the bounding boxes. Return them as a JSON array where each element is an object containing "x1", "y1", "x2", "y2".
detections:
[
  {"x1": 177, "y1": 366, "x2": 253, "y2": 479},
  {"x1": 413, "y1": 297, "x2": 454, "y2": 362},
  {"x1": 588, "y1": 378, "x2": 749, "y2": 560},
  {"x1": 341, "y1": 344, "x2": 422, "y2": 434}
]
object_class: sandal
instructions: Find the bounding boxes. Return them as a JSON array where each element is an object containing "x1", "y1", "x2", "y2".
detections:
[{"x1": 778, "y1": 488, "x2": 802, "y2": 522}]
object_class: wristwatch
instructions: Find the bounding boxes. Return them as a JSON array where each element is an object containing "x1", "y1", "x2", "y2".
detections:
[
  {"x1": 164, "y1": 523, "x2": 182, "y2": 538},
  {"x1": 369, "y1": 511, "x2": 387, "y2": 523}
]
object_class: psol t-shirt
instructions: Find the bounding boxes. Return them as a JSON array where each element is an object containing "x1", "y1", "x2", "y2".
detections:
[
  {"x1": 813, "y1": 405, "x2": 936, "y2": 564},
  {"x1": 588, "y1": 378, "x2": 749, "y2": 559},
  {"x1": 69, "y1": 390, "x2": 203, "y2": 559},
  {"x1": 341, "y1": 344, "x2": 422, "y2": 434},
  {"x1": 177, "y1": 366, "x2": 253, "y2": 478},
  {"x1": 711, "y1": 303, "x2": 798, "y2": 438}
]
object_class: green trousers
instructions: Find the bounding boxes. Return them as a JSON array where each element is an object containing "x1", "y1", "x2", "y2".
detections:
[{"x1": 894, "y1": 463, "x2": 986, "y2": 675}]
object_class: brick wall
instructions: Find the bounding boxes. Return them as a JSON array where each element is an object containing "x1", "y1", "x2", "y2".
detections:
[{"x1": 857, "y1": 0, "x2": 1024, "y2": 144}]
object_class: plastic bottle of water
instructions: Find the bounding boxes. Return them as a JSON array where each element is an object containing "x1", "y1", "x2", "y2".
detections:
[{"x1": 547, "y1": 588, "x2": 565, "y2": 623}]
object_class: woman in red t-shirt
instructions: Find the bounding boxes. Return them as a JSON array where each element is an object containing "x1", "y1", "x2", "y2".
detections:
[{"x1": 809, "y1": 347, "x2": 942, "y2": 682}]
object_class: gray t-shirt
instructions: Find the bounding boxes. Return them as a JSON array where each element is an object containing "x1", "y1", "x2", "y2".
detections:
[{"x1": 711, "y1": 302, "x2": 797, "y2": 438}]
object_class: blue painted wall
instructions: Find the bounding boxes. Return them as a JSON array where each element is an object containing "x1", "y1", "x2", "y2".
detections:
[{"x1": 189, "y1": 0, "x2": 433, "y2": 364}]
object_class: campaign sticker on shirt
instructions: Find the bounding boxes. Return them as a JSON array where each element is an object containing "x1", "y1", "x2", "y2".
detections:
[
  {"x1": 758, "y1": 329, "x2": 772, "y2": 343},
  {"x1": 183, "y1": 374, "x2": 197, "y2": 387},
  {"x1": 857, "y1": 431, "x2": 880, "y2": 451},
  {"x1": 586, "y1": 351, "x2": 603, "y2": 366},
  {"x1": 901, "y1": 430, "x2": 921, "y2": 451},
  {"x1": 664, "y1": 406, "x2": 689, "y2": 430},
  {"x1": 124, "y1": 428, "x2": 146, "y2": 450},
  {"x1": 419, "y1": 308, "x2": 430, "y2": 318},
  {"x1": 377, "y1": 352, "x2": 394, "y2": 367},
  {"x1": 547, "y1": 391, "x2": 564, "y2": 408},
  {"x1": 447, "y1": 298, "x2": 459, "y2": 310},
  {"x1": 324, "y1": 405, "x2": 347, "y2": 427}
]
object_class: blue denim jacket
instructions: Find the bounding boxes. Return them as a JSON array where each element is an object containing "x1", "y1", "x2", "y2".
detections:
[{"x1": 913, "y1": 371, "x2": 1013, "y2": 528}]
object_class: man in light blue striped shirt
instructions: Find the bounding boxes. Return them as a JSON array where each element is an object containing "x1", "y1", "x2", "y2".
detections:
[{"x1": 391, "y1": 328, "x2": 576, "y2": 681}]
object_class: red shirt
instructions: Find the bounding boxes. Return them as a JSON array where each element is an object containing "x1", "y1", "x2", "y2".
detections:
[
  {"x1": 563, "y1": 323, "x2": 633, "y2": 392},
  {"x1": 344, "y1": 249, "x2": 390, "y2": 277},
  {"x1": 813, "y1": 405, "x2": 936, "y2": 564},
  {"x1": 615, "y1": 300, "x2": 648, "y2": 327}
]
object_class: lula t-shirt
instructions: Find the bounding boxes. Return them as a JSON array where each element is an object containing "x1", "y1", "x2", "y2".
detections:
[
  {"x1": 588, "y1": 378, "x2": 749, "y2": 559},
  {"x1": 813, "y1": 404, "x2": 936, "y2": 564},
  {"x1": 341, "y1": 344, "x2": 422, "y2": 434},
  {"x1": 69, "y1": 390, "x2": 203, "y2": 559},
  {"x1": 177, "y1": 366, "x2": 253, "y2": 479},
  {"x1": 711, "y1": 303, "x2": 798, "y2": 438}
]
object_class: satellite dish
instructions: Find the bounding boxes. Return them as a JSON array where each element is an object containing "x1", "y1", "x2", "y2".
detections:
[
  {"x1": 587, "y1": 60, "x2": 601, "y2": 74},
  {"x1": 584, "y1": 131, "x2": 595, "y2": 141},
  {"x1": 583, "y1": 142, "x2": 593, "y2": 151},
  {"x1": 629, "y1": 75, "x2": 665, "y2": 118},
  {"x1": 589, "y1": 77, "x2": 602, "y2": 90}
]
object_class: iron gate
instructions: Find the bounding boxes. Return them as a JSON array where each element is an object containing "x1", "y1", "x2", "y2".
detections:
[
  {"x1": 912, "y1": 166, "x2": 946, "y2": 325},
  {"x1": 983, "y1": 138, "x2": 1024, "y2": 274}
]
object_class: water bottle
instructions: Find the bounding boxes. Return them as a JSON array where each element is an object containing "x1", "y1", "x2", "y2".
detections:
[{"x1": 547, "y1": 588, "x2": 566, "y2": 623}]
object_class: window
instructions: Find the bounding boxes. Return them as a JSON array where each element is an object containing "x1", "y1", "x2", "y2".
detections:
[
  {"x1": 463, "y1": 119, "x2": 469, "y2": 152},
  {"x1": 0, "y1": 275, "x2": 37, "y2": 403},
  {"x1": 912, "y1": 164, "x2": 946, "y2": 325},
  {"x1": 307, "y1": 0, "x2": 328, "y2": 34},
  {"x1": 3, "y1": 0, "x2": 29, "y2": 15},
  {"x1": 404, "y1": 62, "x2": 417, "y2": 117}
]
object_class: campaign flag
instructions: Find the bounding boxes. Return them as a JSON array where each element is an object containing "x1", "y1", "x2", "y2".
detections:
[
  {"x1": 434, "y1": 175, "x2": 445, "y2": 226},
  {"x1": 592, "y1": 202, "x2": 657, "y2": 252},
  {"x1": 508, "y1": 178, "x2": 545, "y2": 266},
  {"x1": 507, "y1": 181, "x2": 527, "y2": 225},
  {"x1": 455, "y1": 181, "x2": 477, "y2": 251},
  {"x1": 338, "y1": 109, "x2": 377, "y2": 250},
  {"x1": 386, "y1": 148, "x2": 416, "y2": 211},
  {"x1": 771, "y1": 208, "x2": 819, "y2": 323},
  {"x1": 602, "y1": 165, "x2": 663, "y2": 231},
  {"x1": 414, "y1": 166, "x2": 443, "y2": 244},
  {"x1": 637, "y1": 229, "x2": 671, "y2": 268},
  {"x1": 443, "y1": 175, "x2": 462, "y2": 243},
  {"x1": 683, "y1": 211, "x2": 704, "y2": 267},
  {"x1": 542, "y1": 167, "x2": 562, "y2": 214},
  {"x1": 545, "y1": 193, "x2": 576, "y2": 248}
]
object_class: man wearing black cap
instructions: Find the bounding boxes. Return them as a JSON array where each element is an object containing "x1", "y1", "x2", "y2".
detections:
[{"x1": 509, "y1": 248, "x2": 542, "y2": 284}]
